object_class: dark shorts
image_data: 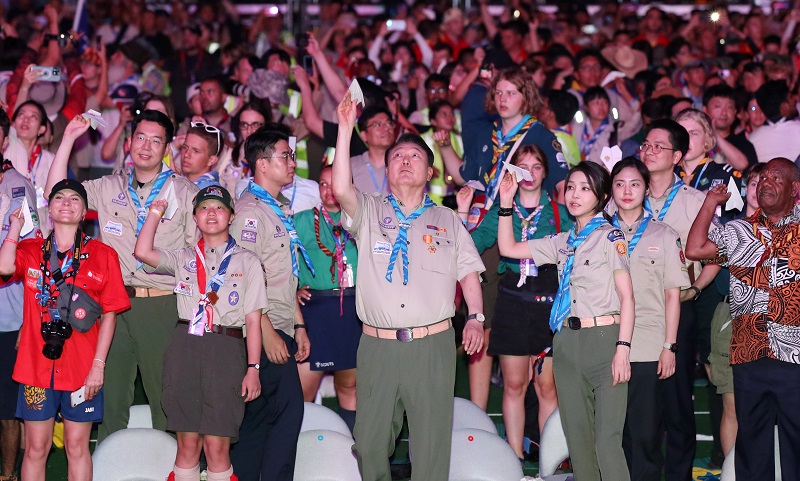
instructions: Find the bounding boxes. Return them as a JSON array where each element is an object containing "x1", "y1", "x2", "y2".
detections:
[
  {"x1": 16, "y1": 384, "x2": 104, "y2": 423},
  {"x1": 0, "y1": 331, "x2": 20, "y2": 420},
  {"x1": 488, "y1": 267, "x2": 558, "y2": 357},
  {"x1": 161, "y1": 325, "x2": 247, "y2": 439},
  {"x1": 300, "y1": 289, "x2": 361, "y2": 371}
]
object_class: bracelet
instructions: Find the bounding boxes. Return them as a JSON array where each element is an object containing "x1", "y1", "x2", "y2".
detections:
[
  {"x1": 149, "y1": 208, "x2": 163, "y2": 218},
  {"x1": 294, "y1": 324, "x2": 307, "y2": 330},
  {"x1": 687, "y1": 285, "x2": 701, "y2": 300},
  {"x1": 616, "y1": 340, "x2": 631, "y2": 348},
  {"x1": 93, "y1": 358, "x2": 106, "y2": 365},
  {"x1": 497, "y1": 207, "x2": 513, "y2": 217},
  {"x1": 3, "y1": 238, "x2": 18, "y2": 245},
  {"x1": 457, "y1": 211, "x2": 469, "y2": 214}
]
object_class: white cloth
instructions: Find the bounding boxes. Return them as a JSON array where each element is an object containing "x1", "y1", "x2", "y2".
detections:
[{"x1": 749, "y1": 118, "x2": 800, "y2": 164}]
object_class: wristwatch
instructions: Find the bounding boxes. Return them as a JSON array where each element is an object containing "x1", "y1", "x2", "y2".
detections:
[
  {"x1": 467, "y1": 313, "x2": 486, "y2": 323},
  {"x1": 247, "y1": 363, "x2": 260, "y2": 370},
  {"x1": 663, "y1": 342, "x2": 679, "y2": 353}
]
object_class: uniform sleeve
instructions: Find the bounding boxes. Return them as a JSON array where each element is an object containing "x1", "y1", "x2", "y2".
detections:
[
  {"x1": 98, "y1": 246, "x2": 132, "y2": 314},
  {"x1": 341, "y1": 191, "x2": 372, "y2": 240},
  {"x1": 230, "y1": 205, "x2": 268, "y2": 260},
  {"x1": 241, "y1": 251, "x2": 269, "y2": 315},
  {"x1": 455, "y1": 215, "x2": 486, "y2": 280},
  {"x1": 0, "y1": 242, "x2": 35, "y2": 286},
  {"x1": 604, "y1": 228, "x2": 630, "y2": 273},
  {"x1": 153, "y1": 247, "x2": 181, "y2": 276},
  {"x1": 470, "y1": 203, "x2": 498, "y2": 253},
  {"x1": 663, "y1": 231, "x2": 691, "y2": 290},
  {"x1": 177, "y1": 180, "x2": 200, "y2": 246},
  {"x1": 526, "y1": 234, "x2": 561, "y2": 266},
  {"x1": 82, "y1": 178, "x2": 103, "y2": 212}
]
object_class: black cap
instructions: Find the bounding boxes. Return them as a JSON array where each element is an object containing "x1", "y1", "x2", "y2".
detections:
[
  {"x1": 193, "y1": 185, "x2": 234, "y2": 213},
  {"x1": 49, "y1": 179, "x2": 88, "y2": 207}
]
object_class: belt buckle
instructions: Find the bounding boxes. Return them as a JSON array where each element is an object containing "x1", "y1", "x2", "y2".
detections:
[
  {"x1": 567, "y1": 317, "x2": 581, "y2": 330},
  {"x1": 396, "y1": 328, "x2": 413, "y2": 342}
]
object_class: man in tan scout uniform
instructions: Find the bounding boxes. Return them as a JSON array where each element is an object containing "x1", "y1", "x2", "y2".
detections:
[
  {"x1": 228, "y1": 128, "x2": 310, "y2": 481},
  {"x1": 332, "y1": 94, "x2": 486, "y2": 481},
  {"x1": 46, "y1": 111, "x2": 199, "y2": 441}
]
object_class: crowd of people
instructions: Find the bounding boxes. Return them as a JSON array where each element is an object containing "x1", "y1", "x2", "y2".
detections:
[{"x1": 0, "y1": 0, "x2": 800, "y2": 480}]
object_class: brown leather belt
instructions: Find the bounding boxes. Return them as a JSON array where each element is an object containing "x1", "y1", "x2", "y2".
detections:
[
  {"x1": 125, "y1": 286, "x2": 174, "y2": 298},
  {"x1": 565, "y1": 314, "x2": 621, "y2": 330},
  {"x1": 362, "y1": 319, "x2": 452, "y2": 342},
  {"x1": 177, "y1": 320, "x2": 243, "y2": 339}
]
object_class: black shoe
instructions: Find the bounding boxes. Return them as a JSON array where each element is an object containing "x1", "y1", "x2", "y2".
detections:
[{"x1": 390, "y1": 463, "x2": 411, "y2": 480}]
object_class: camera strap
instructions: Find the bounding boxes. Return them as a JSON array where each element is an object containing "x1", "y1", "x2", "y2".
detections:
[{"x1": 39, "y1": 231, "x2": 88, "y2": 307}]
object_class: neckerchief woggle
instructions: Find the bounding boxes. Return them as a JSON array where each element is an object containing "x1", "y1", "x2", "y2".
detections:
[
  {"x1": 549, "y1": 214, "x2": 608, "y2": 333},
  {"x1": 385, "y1": 194, "x2": 435, "y2": 284},
  {"x1": 644, "y1": 178, "x2": 684, "y2": 222},
  {"x1": 247, "y1": 181, "x2": 315, "y2": 278},
  {"x1": 514, "y1": 192, "x2": 549, "y2": 287},
  {"x1": 611, "y1": 210, "x2": 652, "y2": 256},
  {"x1": 484, "y1": 115, "x2": 534, "y2": 205},
  {"x1": 128, "y1": 167, "x2": 174, "y2": 235},
  {"x1": 190, "y1": 236, "x2": 236, "y2": 336}
]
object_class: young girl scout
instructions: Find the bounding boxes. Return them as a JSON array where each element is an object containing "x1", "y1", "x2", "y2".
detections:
[
  {"x1": 134, "y1": 185, "x2": 267, "y2": 481},
  {"x1": 497, "y1": 161, "x2": 635, "y2": 481}
]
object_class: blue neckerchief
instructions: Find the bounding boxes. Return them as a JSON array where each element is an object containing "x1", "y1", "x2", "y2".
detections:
[
  {"x1": 247, "y1": 181, "x2": 315, "y2": 278},
  {"x1": 37, "y1": 238, "x2": 73, "y2": 307},
  {"x1": 514, "y1": 193, "x2": 549, "y2": 284},
  {"x1": 128, "y1": 167, "x2": 174, "y2": 235},
  {"x1": 644, "y1": 179, "x2": 684, "y2": 222},
  {"x1": 549, "y1": 214, "x2": 608, "y2": 333},
  {"x1": 612, "y1": 210, "x2": 652, "y2": 256},
  {"x1": 385, "y1": 194, "x2": 435, "y2": 285},
  {"x1": 193, "y1": 171, "x2": 220, "y2": 190},
  {"x1": 485, "y1": 115, "x2": 532, "y2": 202}
]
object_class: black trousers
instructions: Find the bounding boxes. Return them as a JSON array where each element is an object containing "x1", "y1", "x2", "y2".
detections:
[
  {"x1": 663, "y1": 286, "x2": 721, "y2": 481},
  {"x1": 733, "y1": 358, "x2": 800, "y2": 480},
  {"x1": 231, "y1": 331, "x2": 303, "y2": 481},
  {"x1": 623, "y1": 362, "x2": 663, "y2": 481}
]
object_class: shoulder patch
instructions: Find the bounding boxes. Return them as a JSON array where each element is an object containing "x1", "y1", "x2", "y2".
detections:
[
  {"x1": 733, "y1": 170, "x2": 742, "y2": 178},
  {"x1": 11, "y1": 187, "x2": 25, "y2": 198},
  {"x1": 607, "y1": 229, "x2": 625, "y2": 242},
  {"x1": 615, "y1": 241, "x2": 627, "y2": 256},
  {"x1": 552, "y1": 139, "x2": 562, "y2": 152}
]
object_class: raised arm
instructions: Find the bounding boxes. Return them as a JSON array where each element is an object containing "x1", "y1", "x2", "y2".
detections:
[
  {"x1": 496, "y1": 173, "x2": 532, "y2": 259},
  {"x1": 433, "y1": 130, "x2": 465, "y2": 185},
  {"x1": 331, "y1": 94, "x2": 359, "y2": 217},
  {"x1": 133, "y1": 199, "x2": 167, "y2": 268},
  {"x1": 686, "y1": 184, "x2": 729, "y2": 261},
  {"x1": 0, "y1": 207, "x2": 23, "y2": 276},
  {"x1": 407, "y1": 21, "x2": 433, "y2": 68},
  {"x1": 307, "y1": 34, "x2": 347, "y2": 101},
  {"x1": 292, "y1": 66, "x2": 324, "y2": 138},
  {"x1": 46, "y1": 115, "x2": 92, "y2": 198},
  {"x1": 714, "y1": 134, "x2": 750, "y2": 171},
  {"x1": 479, "y1": 1, "x2": 499, "y2": 40}
]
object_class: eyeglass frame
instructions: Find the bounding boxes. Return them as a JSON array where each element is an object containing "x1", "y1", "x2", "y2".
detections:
[
  {"x1": 366, "y1": 119, "x2": 396, "y2": 130},
  {"x1": 261, "y1": 150, "x2": 297, "y2": 164},
  {"x1": 639, "y1": 142, "x2": 679, "y2": 155},
  {"x1": 190, "y1": 121, "x2": 223, "y2": 155}
]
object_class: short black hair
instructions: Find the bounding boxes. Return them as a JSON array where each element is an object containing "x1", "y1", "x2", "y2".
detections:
[
  {"x1": 610, "y1": 157, "x2": 651, "y2": 188},
  {"x1": 263, "y1": 48, "x2": 291, "y2": 66},
  {"x1": 755, "y1": 80, "x2": 788, "y2": 122},
  {"x1": 12, "y1": 100, "x2": 47, "y2": 129},
  {"x1": 357, "y1": 105, "x2": 393, "y2": 131},
  {"x1": 565, "y1": 161, "x2": 612, "y2": 213},
  {"x1": 132, "y1": 109, "x2": 175, "y2": 141},
  {"x1": 244, "y1": 127, "x2": 289, "y2": 165},
  {"x1": 742, "y1": 62, "x2": 764, "y2": 75},
  {"x1": 424, "y1": 73, "x2": 448, "y2": 90},
  {"x1": 385, "y1": 133, "x2": 434, "y2": 166},
  {"x1": 573, "y1": 48, "x2": 604, "y2": 70},
  {"x1": 645, "y1": 119, "x2": 689, "y2": 157},
  {"x1": 200, "y1": 75, "x2": 226, "y2": 92},
  {"x1": 702, "y1": 83, "x2": 737, "y2": 108},
  {"x1": 428, "y1": 100, "x2": 453, "y2": 122},
  {"x1": 499, "y1": 20, "x2": 528, "y2": 37},
  {"x1": 584, "y1": 86, "x2": 610, "y2": 105},
  {"x1": 547, "y1": 90, "x2": 579, "y2": 126},
  {"x1": 665, "y1": 37, "x2": 690, "y2": 59},
  {"x1": 0, "y1": 108, "x2": 9, "y2": 138}
]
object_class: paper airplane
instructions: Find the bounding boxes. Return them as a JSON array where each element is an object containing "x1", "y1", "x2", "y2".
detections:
[
  {"x1": 348, "y1": 79, "x2": 365, "y2": 107},
  {"x1": 81, "y1": 109, "x2": 107, "y2": 130},
  {"x1": 505, "y1": 162, "x2": 533, "y2": 182},
  {"x1": 464, "y1": 180, "x2": 486, "y2": 191},
  {"x1": 725, "y1": 176, "x2": 744, "y2": 211},
  {"x1": 601, "y1": 70, "x2": 626, "y2": 88},
  {"x1": 156, "y1": 182, "x2": 179, "y2": 220},
  {"x1": 19, "y1": 196, "x2": 34, "y2": 237},
  {"x1": 600, "y1": 145, "x2": 622, "y2": 172}
]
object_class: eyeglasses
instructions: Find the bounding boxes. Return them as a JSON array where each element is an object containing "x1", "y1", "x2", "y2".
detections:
[
  {"x1": 427, "y1": 87, "x2": 447, "y2": 95},
  {"x1": 639, "y1": 142, "x2": 678, "y2": 154},
  {"x1": 132, "y1": 134, "x2": 166, "y2": 148},
  {"x1": 264, "y1": 150, "x2": 296, "y2": 163},
  {"x1": 366, "y1": 120, "x2": 396, "y2": 130},
  {"x1": 191, "y1": 121, "x2": 222, "y2": 155},
  {"x1": 240, "y1": 121, "x2": 264, "y2": 131}
]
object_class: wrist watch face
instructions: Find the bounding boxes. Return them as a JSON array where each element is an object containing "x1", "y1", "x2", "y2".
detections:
[{"x1": 470, "y1": 313, "x2": 486, "y2": 323}]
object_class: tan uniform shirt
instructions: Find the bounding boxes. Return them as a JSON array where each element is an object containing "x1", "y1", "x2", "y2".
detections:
[
  {"x1": 343, "y1": 191, "x2": 485, "y2": 329},
  {"x1": 527, "y1": 223, "x2": 629, "y2": 319},
  {"x1": 229, "y1": 191, "x2": 299, "y2": 336},
  {"x1": 617, "y1": 217, "x2": 690, "y2": 362},
  {"x1": 154, "y1": 244, "x2": 268, "y2": 328},
  {"x1": 350, "y1": 153, "x2": 390, "y2": 196},
  {"x1": 83, "y1": 167, "x2": 199, "y2": 290}
]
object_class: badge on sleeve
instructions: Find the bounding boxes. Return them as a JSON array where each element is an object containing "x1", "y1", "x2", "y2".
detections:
[
  {"x1": 607, "y1": 229, "x2": 625, "y2": 242},
  {"x1": 615, "y1": 241, "x2": 626, "y2": 256},
  {"x1": 174, "y1": 281, "x2": 194, "y2": 297},
  {"x1": 12, "y1": 187, "x2": 25, "y2": 198}
]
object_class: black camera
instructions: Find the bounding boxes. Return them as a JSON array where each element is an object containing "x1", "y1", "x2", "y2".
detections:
[{"x1": 41, "y1": 318, "x2": 73, "y2": 360}]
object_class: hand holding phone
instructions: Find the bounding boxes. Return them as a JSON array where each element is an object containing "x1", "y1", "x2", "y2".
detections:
[
  {"x1": 30, "y1": 66, "x2": 61, "y2": 82},
  {"x1": 386, "y1": 19, "x2": 407, "y2": 32},
  {"x1": 70, "y1": 386, "x2": 86, "y2": 407}
]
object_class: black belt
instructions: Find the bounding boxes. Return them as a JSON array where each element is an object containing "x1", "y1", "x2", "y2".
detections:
[
  {"x1": 307, "y1": 287, "x2": 356, "y2": 297},
  {"x1": 176, "y1": 320, "x2": 243, "y2": 339}
]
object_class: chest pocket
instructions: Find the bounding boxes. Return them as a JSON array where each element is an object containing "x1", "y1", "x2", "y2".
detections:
[
  {"x1": 570, "y1": 255, "x2": 603, "y2": 286},
  {"x1": 636, "y1": 250, "x2": 665, "y2": 283},
  {"x1": 266, "y1": 235, "x2": 291, "y2": 273},
  {"x1": 420, "y1": 236, "x2": 455, "y2": 276}
]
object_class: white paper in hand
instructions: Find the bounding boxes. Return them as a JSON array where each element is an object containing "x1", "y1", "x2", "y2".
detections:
[
  {"x1": 505, "y1": 162, "x2": 533, "y2": 182},
  {"x1": 348, "y1": 79, "x2": 365, "y2": 107},
  {"x1": 601, "y1": 70, "x2": 626, "y2": 88},
  {"x1": 725, "y1": 176, "x2": 744, "y2": 211},
  {"x1": 19, "y1": 197, "x2": 34, "y2": 237},
  {"x1": 600, "y1": 146, "x2": 622, "y2": 172},
  {"x1": 464, "y1": 180, "x2": 486, "y2": 191},
  {"x1": 156, "y1": 182, "x2": 179, "y2": 220},
  {"x1": 81, "y1": 109, "x2": 107, "y2": 130}
]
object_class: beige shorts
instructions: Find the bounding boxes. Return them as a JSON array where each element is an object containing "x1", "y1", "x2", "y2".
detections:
[{"x1": 708, "y1": 300, "x2": 733, "y2": 395}]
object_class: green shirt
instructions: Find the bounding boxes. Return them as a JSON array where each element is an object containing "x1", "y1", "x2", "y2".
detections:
[
  {"x1": 471, "y1": 196, "x2": 572, "y2": 274},
  {"x1": 295, "y1": 208, "x2": 359, "y2": 290}
]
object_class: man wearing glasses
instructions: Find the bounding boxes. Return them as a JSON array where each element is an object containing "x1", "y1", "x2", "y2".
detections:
[
  {"x1": 639, "y1": 118, "x2": 721, "y2": 481},
  {"x1": 181, "y1": 122, "x2": 222, "y2": 189},
  {"x1": 348, "y1": 105, "x2": 397, "y2": 196},
  {"x1": 44, "y1": 110, "x2": 200, "y2": 442},
  {"x1": 228, "y1": 129, "x2": 311, "y2": 481},
  {"x1": 409, "y1": 74, "x2": 461, "y2": 132}
]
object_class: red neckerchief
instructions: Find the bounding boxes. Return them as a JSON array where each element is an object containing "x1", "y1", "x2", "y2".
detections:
[{"x1": 28, "y1": 144, "x2": 42, "y2": 174}]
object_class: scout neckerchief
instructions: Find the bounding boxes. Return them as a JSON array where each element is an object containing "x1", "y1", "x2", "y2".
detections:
[
  {"x1": 386, "y1": 194, "x2": 435, "y2": 284},
  {"x1": 314, "y1": 206, "x2": 351, "y2": 315},
  {"x1": 679, "y1": 157, "x2": 711, "y2": 190},
  {"x1": 645, "y1": 178, "x2": 684, "y2": 222},
  {"x1": 484, "y1": 115, "x2": 536, "y2": 203},
  {"x1": 549, "y1": 214, "x2": 608, "y2": 333},
  {"x1": 28, "y1": 145, "x2": 43, "y2": 184},
  {"x1": 248, "y1": 181, "x2": 315, "y2": 278},
  {"x1": 611, "y1": 209, "x2": 652, "y2": 256},
  {"x1": 514, "y1": 192, "x2": 549, "y2": 287},
  {"x1": 580, "y1": 118, "x2": 609, "y2": 158},
  {"x1": 128, "y1": 166, "x2": 174, "y2": 235},
  {"x1": 190, "y1": 236, "x2": 236, "y2": 335},
  {"x1": 38, "y1": 231, "x2": 88, "y2": 314}
]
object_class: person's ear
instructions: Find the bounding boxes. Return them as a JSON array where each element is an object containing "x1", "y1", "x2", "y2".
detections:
[
  {"x1": 672, "y1": 150, "x2": 682, "y2": 165},
  {"x1": 37, "y1": 125, "x2": 46, "y2": 138},
  {"x1": 228, "y1": 213, "x2": 235, "y2": 225}
]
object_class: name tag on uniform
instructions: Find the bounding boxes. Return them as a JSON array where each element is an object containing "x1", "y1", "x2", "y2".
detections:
[
  {"x1": 372, "y1": 241, "x2": 392, "y2": 256},
  {"x1": 103, "y1": 221, "x2": 123, "y2": 237},
  {"x1": 174, "y1": 281, "x2": 194, "y2": 297}
]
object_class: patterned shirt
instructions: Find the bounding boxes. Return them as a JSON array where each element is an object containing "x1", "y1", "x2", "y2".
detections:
[{"x1": 709, "y1": 206, "x2": 800, "y2": 365}]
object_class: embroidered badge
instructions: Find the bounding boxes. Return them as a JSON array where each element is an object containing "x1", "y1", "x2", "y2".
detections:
[
  {"x1": 112, "y1": 192, "x2": 128, "y2": 207},
  {"x1": 615, "y1": 241, "x2": 627, "y2": 256},
  {"x1": 241, "y1": 230, "x2": 257, "y2": 243},
  {"x1": 229, "y1": 291, "x2": 239, "y2": 306},
  {"x1": 87, "y1": 271, "x2": 104, "y2": 282},
  {"x1": 11, "y1": 187, "x2": 25, "y2": 198},
  {"x1": 379, "y1": 217, "x2": 396, "y2": 230},
  {"x1": 273, "y1": 226, "x2": 286, "y2": 238},
  {"x1": 173, "y1": 281, "x2": 194, "y2": 296},
  {"x1": 607, "y1": 229, "x2": 625, "y2": 242},
  {"x1": 244, "y1": 218, "x2": 258, "y2": 229},
  {"x1": 648, "y1": 247, "x2": 660, "y2": 252},
  {"x1": 27, "y1": 268, "x2": 41, "y2": 278},
  {"x1": 74, "y1": 308, "x2": 86, "y2": 320},
  {"x1": 372, "y1": 240, "x2": 392, "y2": 256},
  {"x1": 102, "y1": 221, "x2": 123, "y2": 237},
  {"x1": 183, "y1": 260, "x2": 198, "y2": 273}
]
